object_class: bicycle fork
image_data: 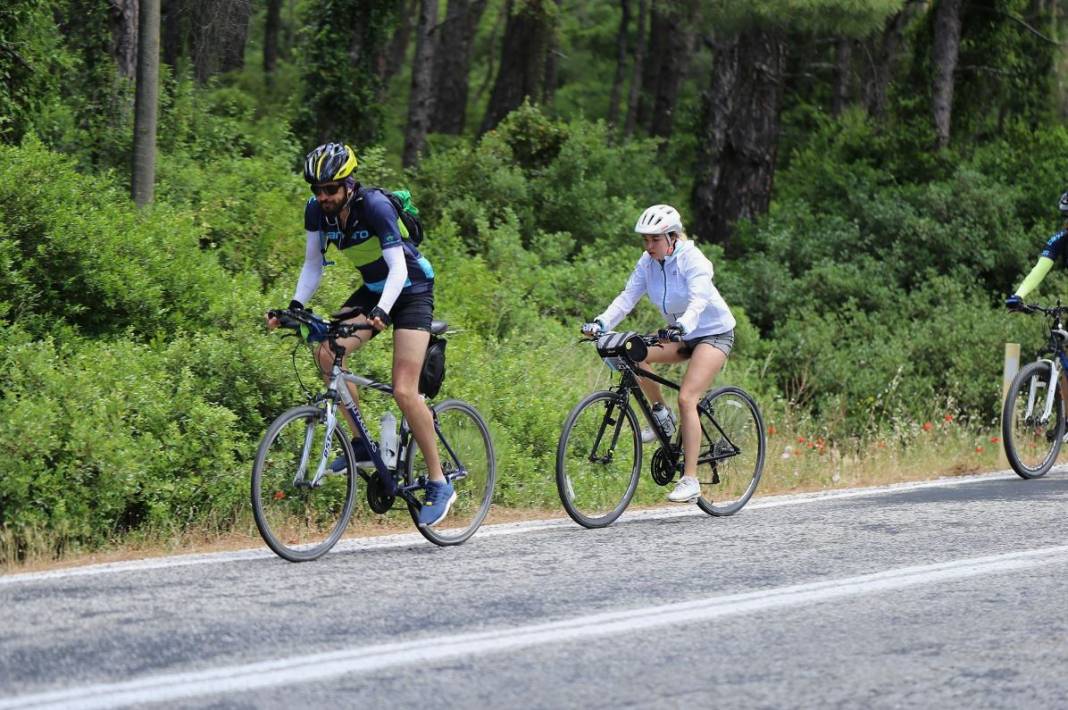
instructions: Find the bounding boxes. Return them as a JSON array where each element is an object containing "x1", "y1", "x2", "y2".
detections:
[
  {"x1": 588, "y1": 397, "x2": 628, "y2": 464},
  {"x1": 292, "y1": 400, "x2": 339, "y2": 489},
  {"x1": 1026, "y1": 358, "x2": 1065, "y2": 424}
]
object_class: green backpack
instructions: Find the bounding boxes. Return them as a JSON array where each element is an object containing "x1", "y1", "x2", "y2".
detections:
[{"x1": 358, "y1": 187, "x2": 426, "y2": 246}]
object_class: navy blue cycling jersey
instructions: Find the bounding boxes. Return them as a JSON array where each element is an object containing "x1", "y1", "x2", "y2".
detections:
[
  {"x1": 304, "y1": 188, "x2": 434, "y2": 294},
  {"x1": 1040, "y1": 229, "x2": 1068, "y2": 263}
]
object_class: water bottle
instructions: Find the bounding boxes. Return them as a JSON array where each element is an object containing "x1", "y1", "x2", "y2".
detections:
[
  {"x1": 652, "y1": 403, "x2": 676, "y2": 438},
  {"x1": 379, "y1": 411, "x2": 398, "y2": 469}
]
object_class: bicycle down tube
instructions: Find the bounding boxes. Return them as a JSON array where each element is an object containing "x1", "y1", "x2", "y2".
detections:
[{"x1": 625, "y1": 363, "x2": 740, "y2": 463}]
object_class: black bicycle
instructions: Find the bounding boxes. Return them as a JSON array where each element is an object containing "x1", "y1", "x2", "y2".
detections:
[
  {"x1": 1002, "y1": 302, "x2": 1068, "y2": 479},
  {"x1": 251, "y1": 308, "x2": 496, "y2": 561},
  {"x1": 555, "y1": 331, "x2": 766, "y2": 528}
]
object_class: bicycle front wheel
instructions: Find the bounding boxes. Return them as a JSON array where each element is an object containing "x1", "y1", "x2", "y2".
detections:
[
  {"x1": 251, "y1": 405, "x2": 357, "y2": 562},
  {"x1": 1002, "y1": 360, "x2": 1065, "y2": 479},
  {"x1": 406, "y1": 399, "x2": 496, "y2": 546},
  {"x1": 694, "y1": 386, "x2": 765, "y2": 517},
  {"x1": 556, "y1": 391, "x2": 642, "y2": 528}
]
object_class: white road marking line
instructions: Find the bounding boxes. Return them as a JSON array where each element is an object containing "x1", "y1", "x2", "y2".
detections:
[
  {"x1": 0, "y1": 469, "x2": 1035, "y2": 586},
  {"x1": 2, "y1": 543, "x2": 1066, "y2": 710}
]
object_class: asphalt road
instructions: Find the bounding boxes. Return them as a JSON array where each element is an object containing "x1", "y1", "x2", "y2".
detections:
[{"x1": 1, "y1": 470, "x2": 1066, "y2": 709}]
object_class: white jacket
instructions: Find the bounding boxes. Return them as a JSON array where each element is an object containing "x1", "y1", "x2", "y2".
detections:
[{"x1": 595, "y1": 240, "x2": 735, "y2": 338}]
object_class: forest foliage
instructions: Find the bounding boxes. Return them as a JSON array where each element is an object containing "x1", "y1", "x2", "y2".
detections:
[{"x1": 1, "y1": 0, "x2": 1066, "y2": 558}]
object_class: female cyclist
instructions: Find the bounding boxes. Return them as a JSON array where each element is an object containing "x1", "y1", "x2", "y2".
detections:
[{"x1": 582, "y1": 204, "x2": 736, "y2": 504}]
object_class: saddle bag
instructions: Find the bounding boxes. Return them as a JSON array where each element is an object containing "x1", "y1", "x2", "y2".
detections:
[{"x1": 419, "y1": 335, "x2": 447, "y2": 398}]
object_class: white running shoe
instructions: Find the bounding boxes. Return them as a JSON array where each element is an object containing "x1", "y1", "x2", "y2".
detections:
[
  {"x1": 641, "y1": 427, "x2": 656, "y2": 443},
  {"x1": 667, "y1": 476, "x2": 701, "y2": 503}
]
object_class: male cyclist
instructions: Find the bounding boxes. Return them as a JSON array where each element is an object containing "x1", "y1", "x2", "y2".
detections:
[
  {"x1": 266, "y1": 143, "x2": 454, "y2": 527},
  {"x1": 1006, "y1": 191, "x2": 1068, "y2": 311}
]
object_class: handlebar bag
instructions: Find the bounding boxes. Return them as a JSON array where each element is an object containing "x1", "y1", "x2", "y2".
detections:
[{"x1": 595, "y1": 332, "x2": 648, "y2": 363}]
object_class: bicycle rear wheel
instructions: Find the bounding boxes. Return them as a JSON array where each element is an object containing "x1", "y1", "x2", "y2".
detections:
[
  {"x1": 1002, "y1": 360, "x2": 1064, "y2": 479},
  {"x1": 407, "y1": 399, "x2": 496, "y2": 546},
  {"x1": 556, "y1": 390, "x2": 642, "y2": 528},
  {"x1": 693, "y1": 386, "x2": 765, "y2": 516},
  {"x1": 251, "y1": 405, "x2": 357, "y2": 561}
]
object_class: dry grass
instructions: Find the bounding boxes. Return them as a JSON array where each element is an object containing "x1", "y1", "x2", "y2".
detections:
[{"x1": 756, "y1": 416, "x2": 1006, "y2": 495}]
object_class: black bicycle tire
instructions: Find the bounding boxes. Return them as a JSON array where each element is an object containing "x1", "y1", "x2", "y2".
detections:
[
  {"x1": 1002, "y1": 361, "x2": 1064, "y2": 480},
  {"x1": 406, "y1": 399, "x2": 497, "y2": 546},
  {"x1": 555, "y1": 390, "x2": 642, "y2": 528},
  {"x1": 251, "y1": 405, "x2": 358, "y2": 561},
  {"x1": 695, "y1": 386, "x2": 765, "y2": 517}
]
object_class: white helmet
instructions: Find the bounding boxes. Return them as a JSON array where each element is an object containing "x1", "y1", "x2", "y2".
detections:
[{"x1": 634, "y1": 204, "x2": 683, "y2": 235}]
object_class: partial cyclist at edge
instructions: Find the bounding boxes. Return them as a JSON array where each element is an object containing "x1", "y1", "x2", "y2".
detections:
[
  {"x1": 582, "y1": 204, "x2": 737, "y2": 504},
  {"x1": 265, "y1": 142, "x2": 454, "y2": 527},
  {"x1": 1006, "y1": 191, "x2": 1068, "y2": 311}
]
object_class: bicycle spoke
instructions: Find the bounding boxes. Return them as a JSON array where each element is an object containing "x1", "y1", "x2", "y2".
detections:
[
  {"x1": 695, "y1": 387, "x2": 765, "y2": 516},
  {"x1": 251, "y1": 406, "x2": 357, "y2": 561},
  {"x1": 408, "y1": 400, "x2": 496, "y2": 546},
  {"x1": 1003, "y1": 361, "x2": 1064, "y2": 479},
  {"x1": 556, "y1": 391, "x2": 641, "y2": 528}
]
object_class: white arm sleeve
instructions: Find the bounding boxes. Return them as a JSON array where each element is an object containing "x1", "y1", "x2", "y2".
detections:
[
  {"x1": 375, "y1": 246, "x2": 408, "y2": 314},
  {"x1": 676, "y1": 255, "x2": 714, "y2": 334},
  {"x1": 292, "y1": 230, "x2": 324, "y2": 306},
  {"x1": 595, "y1": 258, "x2": 648, "y2": 330}
]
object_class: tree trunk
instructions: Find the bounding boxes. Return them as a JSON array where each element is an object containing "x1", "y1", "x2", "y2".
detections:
[
  {"x1": 607, "y1": 0, "x2": 630, "y2": 128},
  {"x1": 109, "y1": 0, "x2": 139, "y2": 77},
  {"x1": 161, "y1": 0, "x2": 183, "y2": 67},
  {"x1": 431, "y1": 0, "x2": 488, "y2": 134},
  {"x1": 692, "y1": 27, "x2": 787, "y2": 249},
  {"x1": 132, "y1": 0, "x2": 160, "y2": 207},
  {"x1": 832, "y1": 38, "x2": 852, "y2": 116},
  {"x1": 931, "y1": 0, "x2": 963, "y2": 149},
  {"x1": 402, "y1": 0, "x2": 438, "y2": 167},
  {"x1": 542, "y1": 0, "x2": 563, "y2": 106},
  {"x1": 379, "y1": 0, "x2": 417, "y2": 89},
  {"x1": 264, "y1": 0, "x2": 281, "y2": 77},
  {"x1": 223, "y1": 1, "x2": 252, "y2": 74},
  {"x1": 622, "y1": 0, "x2": 646, "y2": 138},
  {"x1": 647, "y1": 0, "x2": 697, "y2": 140},
  {"x1": 479, "y1": 0, "x2": 556, "y2": 134},
  {"x1": 635, "y1": 3, "x2": 666, "y2": 131},
  {"x1": 297, "y1": 0, "x2": 400, "y2": 148},
  {"x1": 189, "y1": 0, "x2": 251, "y2": 82}
]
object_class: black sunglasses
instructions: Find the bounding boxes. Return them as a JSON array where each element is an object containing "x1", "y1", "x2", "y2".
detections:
[{"x1": 311, "y1": 183, "x2": 344, "y2": 197}]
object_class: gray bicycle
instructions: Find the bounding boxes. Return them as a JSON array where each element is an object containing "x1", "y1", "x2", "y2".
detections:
[{"x1": 251, "y1": 308, "x2": 496, "y2": 561}]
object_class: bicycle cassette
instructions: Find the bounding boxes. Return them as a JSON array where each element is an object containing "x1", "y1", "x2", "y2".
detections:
[
  {"x1": 650, "y1": 446, "x2": 680, "y2": 486},
  {"x1": 366, "y1": 473, "x2": 396, "y2": 514}
]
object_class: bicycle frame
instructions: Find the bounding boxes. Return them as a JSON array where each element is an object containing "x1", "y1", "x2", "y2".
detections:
[
  {"x1": 602, "y1": 350, "x2": 740, "y2": 468},
  {"x1": 305, "y1": 359, "x2": 469, "y2": 505}
]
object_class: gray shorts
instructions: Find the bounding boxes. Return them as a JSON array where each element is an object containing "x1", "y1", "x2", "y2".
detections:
[{"x1": 680, "y1": 329, "x2": 734, "y2": 358}]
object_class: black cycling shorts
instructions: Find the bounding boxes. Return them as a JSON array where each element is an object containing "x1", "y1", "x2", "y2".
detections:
[{"x1": 340, "y1": 286, "x2": 434, "y2": 334}]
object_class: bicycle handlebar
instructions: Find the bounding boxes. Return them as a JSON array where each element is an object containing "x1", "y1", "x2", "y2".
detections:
[
  {"x1": 267, "y1": 308, "x2": 374, "y2": 340},
  {"x1": 580, "y1": 331, "x2": 676, "y2": 346},
  {"x1": 1020, "y1": 303, "x2": 1068, "y2": 317}
]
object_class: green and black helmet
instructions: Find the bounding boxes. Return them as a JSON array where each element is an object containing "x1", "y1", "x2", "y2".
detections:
[{"x1": 303, "y1": 143, "x2": 358, "y2": 184}]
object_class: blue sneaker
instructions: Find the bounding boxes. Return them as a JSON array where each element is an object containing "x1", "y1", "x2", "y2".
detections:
[
  {"x1": 329, "y1": 438, "x2": 373, "y2": 473},
  {"x1": 417, "y1": 479, "x2": 457, "y2": 527}
]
